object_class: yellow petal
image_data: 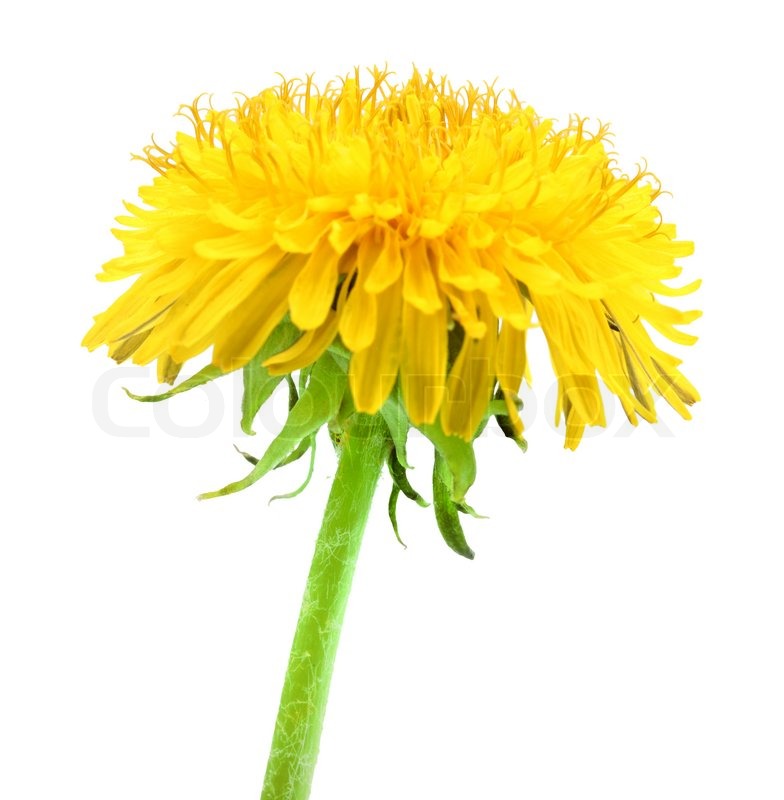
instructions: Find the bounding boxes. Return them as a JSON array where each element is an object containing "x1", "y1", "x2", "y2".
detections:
[
  {"x1": 211, "y1": 257, "x2": 303, "y2": 371},
  {"x1": 194, "y1": 230, "x2": 274, "y2": 260},
  {"x1": 288, "y1": 238, "x2": 341, "y2": 329},
  {"x1": 557, "y1": 373, "x2": 606, "y2": 450},
  {"x1": 207, "y1": 200, "x2": 272, "y2": 232},
  {"x1": 505, "y1": 229, "x2": 551, "y2": 257},
  {"x1": 175, "y1": 249, "x2": 285, "y2": 347},
  {"x1": 329, "y1": 218, "x2": 369, "y2": 255},
  {"x1": 466, "y1": 217, "x2": 496, "y2": 249},
  {"x1": 274, "y1": 210, "x2": 335, "y2": 253},
  {"x1": 402, "y1": 239, "x2": 442, "y2": 312},
  {"x1": 349, "y1": 282, "x2": 403, "y2": 413},
  {"x1": 496, "y1": 321, "x2": 528, "y2": 434},
  {"x1": 400, "y1": 301, "x2": 447, "y2": 425},
  {"x1": 264, "y1": 314, "x2": 339, "y2": 375},
  {"x1": 435, "y1": 238, "x2": 499, "y2": 292},
  {"x1": 339, "y1": 283, "x2": 378, "y2": 352},
  {"x1": 442, "y1": 300, "x2": 498, "y2": 440},
  {"x1": 364, "y1": 231, "x2": 403, "y2": 293},
  {"x1": 157, "y1": 354, "x2": 182, "y2": 385},
  {"x1": 307, "y1": 195, "x2": 350, "y2": 213},
  {"x1": 320, "y1": 138, "x2": 371, "y2": 194},
  {"x1": 445, "y1": 288, "x2": 486, "y2": 339}
]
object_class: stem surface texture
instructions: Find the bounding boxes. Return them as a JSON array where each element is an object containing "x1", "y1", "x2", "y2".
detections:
[{"x1": 261, "y1": 413, "x2": 387, "y2": 800}]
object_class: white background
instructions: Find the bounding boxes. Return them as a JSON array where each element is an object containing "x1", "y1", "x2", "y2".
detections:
[{"x1": 1, "y1": 1, "x2": 782, "y2": 798}]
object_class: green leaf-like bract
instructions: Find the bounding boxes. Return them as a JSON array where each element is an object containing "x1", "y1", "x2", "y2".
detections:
[
  {"x1": 124, "y1": 365, "x2": 223, "y2": 402},
  {"x1": 269, "y1": 435, "x2": 317, "y2": 503},
  {"x1": 240, "y1": 320, "x2": 299, "y2": 435},
  {"x1": 387, "y1": 485, "x2": 407, "y2": 548},
  {"x1": 380, "y1": 390, "x2": 413, "y2": 469},
  {"x1": 432, "y1": 450, "x2": 475, "y2": 560},
  {"x1": 386, "y1": 448, "x2": 428, "y2": 508},
  {"x1": 199, "y1": 353, "x2": 346, "y2": 500},
  {"x1": 420, "y1": 419, "x2": 477, "y2": 504}
]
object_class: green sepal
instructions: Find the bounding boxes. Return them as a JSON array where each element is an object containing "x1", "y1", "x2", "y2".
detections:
[
  {"x1": 456, "y1": 500, "x2": 487, "y2": 519},
  {"x1": 327, "y1": 390, "x2": 356, "y2": 452},
  {"x1": 386, "y1": 447, "x2": 428, "y2": 508},
  {"x1": 285, "y1": 374, "x2": 299, "y2": 410},
  {"x1": 327, "y1": 340, "x2": 351, "y2": 368},
  {"x1": 387, "y1": 485, "x2": 407, "y2": 548},
  {"x1": 275, "y1": 436, "x2": 312, "y2": 469},
  {"x1": 420, "y1": 418, "x2": 477, "y2": 504},
  {"x1": 332, "y1": 378, "x2": 356, "y2": 431},
  {"x1": 240, "y1": 320, "x2": 299, "y2": 435},
  {"x1": 199, "y1": 353, "x2": 346, "y2": 500},
  {"x1": 483, "y1": 398, "x2": 509, "y2": 419},
  {"x1": 124, "y1": 364, "x2": 223, "y2": 402},
  {"x1": 432, "y1": 450, "x2": 475, "y2": 560},
  {"x1": 234, "y1": 443, "x2": 259, "y2": 466},
  {"x1": 269, "y1": 435, "x2": 317, "y2": 504},
  {"x1": 472, "y1": 397, "x2": 506, "y2": 440},
  {"x1": 234, "y1": 436, "x2": 313, "y2": 471},
  {"x1": 379, "y1": 388, "x2": 413, "y2": 469},
  {"x1": 297, "y1": 363, "x2": 314, "y2": 398}
]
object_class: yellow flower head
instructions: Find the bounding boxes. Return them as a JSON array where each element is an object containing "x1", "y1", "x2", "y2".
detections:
[{"x1": 83, "y1": 67, "x2": 699, "y2": 449}]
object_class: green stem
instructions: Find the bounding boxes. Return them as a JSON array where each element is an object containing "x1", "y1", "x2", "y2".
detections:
[{"x1": 261, "y1": 413, "x2": 388, "y2": 800}]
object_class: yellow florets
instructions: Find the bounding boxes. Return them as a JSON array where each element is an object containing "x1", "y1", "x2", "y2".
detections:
[{"x1": 84, "y1": 67, "x2": 699, "y2": 447}]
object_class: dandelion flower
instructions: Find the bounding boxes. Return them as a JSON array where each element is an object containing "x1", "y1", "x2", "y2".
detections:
[
  {"x1": 83, "y1": 66, "x2": 699, "y2": 449},
  {"x1": 83, "y1": 67, "x2": 700, "y2": 800}
]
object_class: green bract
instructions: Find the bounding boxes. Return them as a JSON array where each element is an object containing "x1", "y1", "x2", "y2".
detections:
[{"x1": 126, "y1": 317, "x2": 527, "y2": 559}]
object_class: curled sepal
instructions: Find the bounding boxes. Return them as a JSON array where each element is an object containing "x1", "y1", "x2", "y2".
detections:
[
  {"x1": 233, "y1": 438, "x2": 313, "y2": 470},
  {"x1": 380, "y1": 390, "x2": 413, "y2": 469},
  {"x1": 275, "y1": 436, "x2": 312, "y2": 469},
  {"x1": 198, "y1": 353, "x2": 346, "y2": 499},
  {"x1": 269, "y1": 435, "x2": 317, "y2": 504},
  {"x1": 241, "y1": 320, "x2": 299, "y2": 435},
  {"x1": 285, "y1": 374, "x2": 299, "y2": 409},
  {"x1": 386, "y1": 447, "x2": 428, "y2": 508},
  {"x1": 326, "y1": 340, "x2": 351, "y2": 369},
  {"x1": 456, "y1": 500, "x2": 488, "y2": 519},
  {"x1": 234, "y1": 443, "x2": 259, "y2": 466},
  {"x1": 432, "y1": 450, "x2": 475, "y2": 560},
  {"x1": 387, "y1": 485, "x2": 407, "y2": 548},
  {"x1": 124, "y1": 365, "x2": 223, "y2": 402},
  {"x1": 420, "y1": 418, "x2": 477, "y2": 503},
  {"x1": 472, "y1": 398, "x2": 509, "y2": 440},
  {"x1": 483, "y1": 398, "x2": 510, "y2": 419}
]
